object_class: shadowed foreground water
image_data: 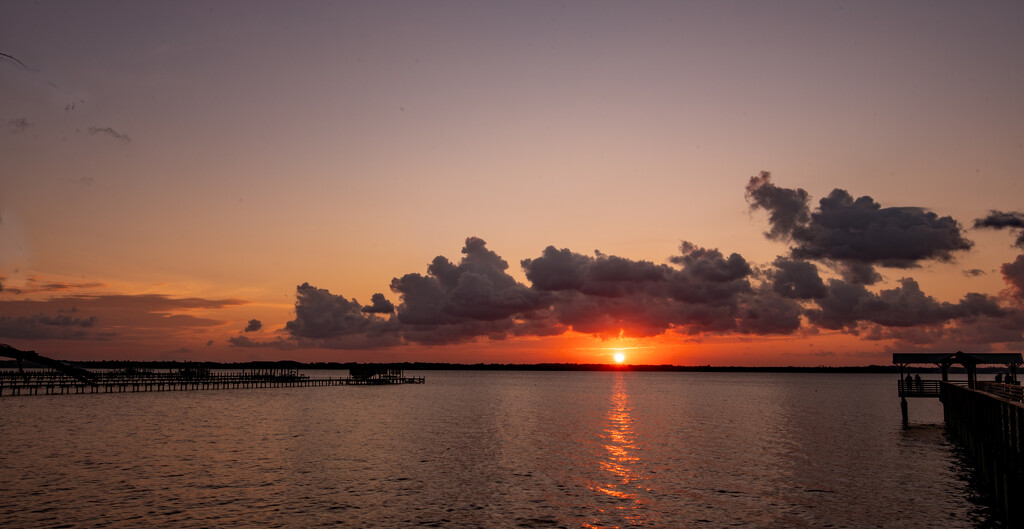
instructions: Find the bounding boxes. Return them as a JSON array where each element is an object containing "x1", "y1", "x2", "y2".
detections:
[{"x1": 0, "y1": 371, "x2": 1004, "y2": 528}]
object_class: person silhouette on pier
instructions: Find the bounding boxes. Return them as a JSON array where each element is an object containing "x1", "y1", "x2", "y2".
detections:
[
  {"x1": 905, "y1": 373, "x2": 913, "y2": 392},
  {"x1": 914, "y1": 374, "x2": 922, "y2": 391},
  {"x1": 996, "y1": 373, "x2": 1004, "y2": 383}
]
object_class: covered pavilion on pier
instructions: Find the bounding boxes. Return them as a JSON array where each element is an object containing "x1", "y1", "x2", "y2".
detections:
[{"x1": 892, "y1": 351, "x2": 1023, "y2": 422}]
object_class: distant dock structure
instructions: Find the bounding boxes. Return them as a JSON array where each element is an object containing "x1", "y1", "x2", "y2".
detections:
[
  {"x1": 0, "y1": 344, "x2": 423, "y2": 397},
  {"x1": 894, "y1": 351, "x2": 1024, "y2": 521}
]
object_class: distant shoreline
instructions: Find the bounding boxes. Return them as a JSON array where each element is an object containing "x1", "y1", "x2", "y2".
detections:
[{"x1": 1, "y1": 359, "x2": 991, "y2": 374}]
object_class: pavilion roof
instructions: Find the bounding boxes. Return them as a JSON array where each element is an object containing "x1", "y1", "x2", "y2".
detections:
[{"x1": 892, "y1": 351, "x2": 1023, "y2": 366}]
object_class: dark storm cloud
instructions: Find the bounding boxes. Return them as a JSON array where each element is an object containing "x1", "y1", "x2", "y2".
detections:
[
  {"x1": 285, "y1": 237, "x2": 799, "y2": 350},
  {"x1": 384, "y1": 237, "x2": 549, "y2": 344},
  {"x1": 7, "y1": 118, "x2": 30, "y2": 133},
  {"x1": 275, "y1": 171, "x2": 1023, "y2": 352},
  {"x1": 285, "y1": 282, "x2": 393, "y2": 340},
  {"x1": 86, "y1": 126, "x2": 131, "y2": 143},
  {"x1": 666, "y1": 242, "x2": 752, "y2": 305},
  {"x1": 388, "y1": 237, "x2": 546, "y2": 332},
  {"x1": 244, "y1": 319, "x2": 262, "y2": 332},
  {"x1": 522, "y1": 246, "x2": 665, "y2": 297},
  {"x1": 745, "y1": 171, "x2": 810, "y2": 240},
  {"x1": 974, "y1": 210, "x2": 1024, "y2": 248},
  {"x1": 361, "y1": 293, "x2": 395, "y2": 314},
  {"x1": 735, "y1": 286, "x2": 804, "y2": 335},
  {"x1": 768, "y1": 258, "x2": 828, "y2": 299},
  {"x1": 806, "y1": 278, "x2": 1003, "y2": 331},
  {"x1": 521, "y1": 241, "x2": 795, "y2": 337},
  {"x1": 0, "y1": 313, "x2": 98, "y2": 340},
  {"x1": 747, "y1": 173, "x2": 973, "y2": 276},
  {"x1": 837, "y1": 261, "x2": 883, "y2": 286},
  {"x1": 863, "y1": 308, "x2": 1024, "y2": 352},
  {"x1": 1002, "y1": 255, "x2": 1024, "y2": 301},
  {"x1": 793, "y1": 189, "x2": 972, "y2": 267}
]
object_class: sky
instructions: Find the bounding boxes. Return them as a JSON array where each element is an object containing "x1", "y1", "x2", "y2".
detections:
[{"x1": 2, "y1": 1, "x2": 1024, "y2": 366}]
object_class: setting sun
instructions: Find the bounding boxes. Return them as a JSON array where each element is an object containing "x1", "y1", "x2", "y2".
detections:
[{"x1": 613, "y1": 352, "x2": 626, "y2": 364}]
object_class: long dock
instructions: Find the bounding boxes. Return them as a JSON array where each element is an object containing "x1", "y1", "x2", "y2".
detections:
[
  {"x1": 0, "y1": 372, "x2": 425, "y2": 397},
  {"x1": 0, "y1": 343, "x2": 425, "y2": 397}
]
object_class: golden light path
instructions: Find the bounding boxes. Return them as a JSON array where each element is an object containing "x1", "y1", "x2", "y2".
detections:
[{"x1": 583, "y1": 373, "x2": 652, "y2": 528}]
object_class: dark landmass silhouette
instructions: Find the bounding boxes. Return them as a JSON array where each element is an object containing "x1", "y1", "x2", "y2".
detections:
[{"x1": 0, "y1": 359, "x2": 985, "y2": 374}]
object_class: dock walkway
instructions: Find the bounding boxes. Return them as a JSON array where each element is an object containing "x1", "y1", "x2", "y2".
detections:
[{"x1": 0, "y1": 371, "x2": 424, "y2": 397}]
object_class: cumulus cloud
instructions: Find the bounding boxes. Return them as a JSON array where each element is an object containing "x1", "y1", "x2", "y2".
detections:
[
  {"x1": 244, "y1": 319, "x2": 262, "y2": 332},
  {"x1": 523, "y1": 246, "x2": 665, "y2": 297},
  {"x1": 379, "y1": 237, "x2": 550, "y2": 345},
  {"x1": 86, "y1": 126, "x2": 131, "y2": 143},
  {"x1": 974, "y1": 210, "x2": 1024, "y2": 248},
  {"x1": 748, "y1": 173, "x2": 973, "y2": 285},
  {"x1": 745, "y1": 171, "x2": 811, "y2": 240},
  {"x1": 797, "y1": 189, "x2": 972, "y2": 266},
  {"x1": 768, "y1": 257, "x2": 828, "y2": 300},
  {"x1": 523, "y1": 241, "x2": 797, "y2": 337},
  {"x1": 864, "y1": 309, "x2": 1024, "y2": 352},
  {"x1": 1002, "y1": 255, "x2": 1024, "y2": 301},
  {"x1": 735, "y1": 285, "x2": 804, "y2": 335},
  {"x1": 806, "y1": 277, "x2": 1003, "y2": 331},
  {"x1": 285, "y1": 282, "x2": 393, "y2": 340},
  {"x1": 361, "y1": 293, "x2": 395, "y2": 314},
  {"x1": 284, "y1": 237, "x2": 803, "y2": 350},
  {"x1": 250, "y1": 177, "x2": 1024, "y2": 353}
]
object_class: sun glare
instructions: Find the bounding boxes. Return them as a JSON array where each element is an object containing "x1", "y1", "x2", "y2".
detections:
[{"x1": 613, "y1": 352, "x2": 626, "y2": 364}]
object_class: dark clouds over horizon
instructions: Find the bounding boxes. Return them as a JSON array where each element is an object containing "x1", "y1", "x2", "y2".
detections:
[
  {"x1": 242, "y1": 174, "x2": 1024, "y2": 353},
  {"x1": 0, "y1": 293, "x2": 243, "y2": 343},
  {"x1": 5, "y1": 174, "x2": 1022, "y2": 355}
]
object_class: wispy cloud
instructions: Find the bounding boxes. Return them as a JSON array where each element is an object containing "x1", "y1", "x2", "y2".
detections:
[
  {"x1": 0, "y1": 312, "x2": 99, "y2": 340},
  {"x1": 86, "y1": 126, "x2": 131, "y2": 143},
  {"x1": 0, "y1": 293, "x2": 245, "y2": 342},
  {"x1": 6, "y1": 118, "x2": 30, "y2": 133}
]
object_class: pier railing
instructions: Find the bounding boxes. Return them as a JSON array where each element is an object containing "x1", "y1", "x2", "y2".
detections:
[
  {"x1": 941, "y1": 382, "x2": 1024, "y2": 522},
  {"x1": 897, "y1": 379, "x2": 943, "y2": 397},
  {"x1": 976, "y1": 381, "x2": 1024, "y2": 403}
]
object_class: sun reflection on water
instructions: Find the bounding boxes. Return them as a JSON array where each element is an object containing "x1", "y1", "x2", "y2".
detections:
[{"x1": 584, "y1": 373, "x2": 652, "y2": 528}]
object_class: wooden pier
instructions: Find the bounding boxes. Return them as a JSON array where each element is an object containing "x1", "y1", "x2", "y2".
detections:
[
  {"x1": 0, "y1": 372, "x2": 425, "y2": 397},
  {"x1": 942, "y1": 381, "x2": 1024, "y2": 521},
  {"x1": 0, "y1": 344, "x2": 424, "y2": 398},
  {"x1": 893, "y1": 352, "x2": 1024, "y2": 523}
]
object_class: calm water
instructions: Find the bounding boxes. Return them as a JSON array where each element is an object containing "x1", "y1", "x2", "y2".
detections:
[{"x1": 0, "y1": 371, "x2": 1004, "y2": 528}]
